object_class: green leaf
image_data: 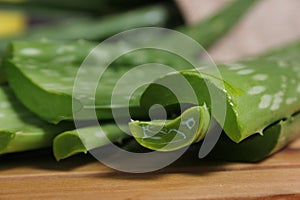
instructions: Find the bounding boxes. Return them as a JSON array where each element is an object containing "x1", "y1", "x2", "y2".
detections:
[
  {"x1": 137, "y1": 40, "x2": 300, "y2": 160},
  {"x1": 0, "y1": 3, "x2": 180, "y2": 83},
  {"x1": 129, "y1": 105, "x2": 210, "y2": 151},
  {"x1": 141, "y1": 41, "x2": 300, "y2": 142},
  {"x1": 2, "y1": 39, "x2": 191, "y2": 123},
  {"x1": 0, "y1": 0, "x2": 258, "y2": 159},
  {"x1": 0, "y1": 86, "x2": 72, "y2": 155},
  {"x1": 53, "y1": 124, "x2": 130, "y2": 161},
  {"x1": 0, "y1": 3, "x2": 178, "y2": 51},
  {"x1": 1, "y1": 0, "x2": 257, "y2": 122}
]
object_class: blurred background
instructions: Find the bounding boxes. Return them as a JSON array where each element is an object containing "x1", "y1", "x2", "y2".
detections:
[
  {"x1": 178, "y1": 0, "x2": 300, "y2": 62},
  {"x1": 0, "y1": 0, "x2": 300, "y2": 62}
]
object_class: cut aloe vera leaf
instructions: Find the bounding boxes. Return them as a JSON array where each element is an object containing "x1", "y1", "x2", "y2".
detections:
[
  {"x1": 139, "y1": 40, "x2": 300, "y2": 144},
  {"x1": 0, "y1": 85, "x2": 72, "y2": 155},
  {"x1": 129, "y1": 105, "x2": 210, "y2": 151},
  {"x1": 3, "y1": 40, "x2": 93, "y2": 123},
  {"x1": 2, "y1": 40, "x2": 190, "y2": 123},
  {"x1": 53, "y1": 124, "x2": 130, "y2": 161},
  {"x1": 0, "y1": 0, "x2": 256, "y2": 58},
  {"x1": 2, "y1": 0, "x2": 257, "y2": 123},
  {"x1": 207, "y1": 111, "x2": 300, "y2": 162}
]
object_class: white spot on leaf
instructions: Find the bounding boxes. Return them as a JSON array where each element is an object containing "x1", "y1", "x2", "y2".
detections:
[
  {"x1": 227, "y1": 64, "x2": 245, "y2": 70},
  {"x1": 0, "y1": 102, "x2": 10, "y2": 108},
  {"x1": 278, "y1": 61, "x2": 288, "y2": 68},
  {"x1": 270, "y1": 92, "x2": 284, "y2": 111},
  {"x1": 286, "y1": 97, "x2": 297, "y2": 105},
  {"x1": 56, "y1": 46, "x2": 75, "y2": 54},
  {"x1": 259, "y1": 95, "x2": 272, "y2": 109},
  {"x1": 252, "y1": 74, "x2": 268, "y2": 81},
  {"x1": 20, "y1": 48, "x2": 41, "y2": 56},
  {"x1": 237, "y1": 69, "x2": 254, "y2": 75},
  {"x1": 248, "y1": 86, "x2": 266, "y2": 95},
  {"x1": 297, "y1": 83, "x2": 300, "y2": 93}
]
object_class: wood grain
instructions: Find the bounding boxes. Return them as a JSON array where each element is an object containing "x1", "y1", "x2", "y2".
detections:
[{"x1": 0, "y1": 138, "x2": 299, "y2": 199}]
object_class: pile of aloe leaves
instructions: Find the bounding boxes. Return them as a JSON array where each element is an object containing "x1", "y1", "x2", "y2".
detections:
[{"x1": 1, "y1": 0, "x2": 299, "y2": 168}]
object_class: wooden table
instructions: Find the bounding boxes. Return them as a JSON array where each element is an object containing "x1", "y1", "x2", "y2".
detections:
[{"x1": 0, "y1": 138, "x2": 299, "y2": 199}]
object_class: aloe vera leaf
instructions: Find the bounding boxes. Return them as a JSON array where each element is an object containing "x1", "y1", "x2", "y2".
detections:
[
  {"x1": 2, "y1": 0, "x2": 256, "y2": 123},
  {"x1": 0, "y1": 3, "x2": 179, "y2": 83},
  {"x1": 0, "y1": 86, "x2": 72, "y2": 154},
  {"x1": 207, "y1": 111, "x2": 300, "y2": 162},
  {"x1": 29, "y1": 4, "x2": 179, "y2": 40},
  {"x1": 0, "y1": 3, "x2": 180, "y2": 83},
  {"x1": 106, "y1": 0, "x2": 258, "y2": 66},
  {"x1": 129, "y1": 105, "x2": 210, "y2": 151},
  {"x1": 2, "y1": 37, "x2": 193, "y2": 123},
  {"x1": 0, "y1": 4, "x2": 180, "y2": 52},
  {"x1": 179, "y1": 0, "x2": 259, "y2": 49},
  {"x1": 54, "y1": 106, "x2": 209, "y2": 160},
  {"x1": 0, "y1": 0, "x2": 256, "y2": 56},
  {"x1": 53, "y1": 124, "x2": 130, "y2": 161},
  {"x1": 138, "y1": 40, "x2": 300, "y2": 145}
]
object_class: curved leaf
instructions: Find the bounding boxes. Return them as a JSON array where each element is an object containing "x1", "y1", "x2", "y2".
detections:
[
  {"x1": 129, "y1": 105, "x2": 210, "y2": 151},
  {"x1": 53, "y1": 124, "x2": 130, "y2": 160}
]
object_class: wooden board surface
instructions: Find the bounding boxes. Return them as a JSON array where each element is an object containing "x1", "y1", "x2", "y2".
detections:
[{"x1": 0, "y1": 138, "x2": 299, "y2": 199}]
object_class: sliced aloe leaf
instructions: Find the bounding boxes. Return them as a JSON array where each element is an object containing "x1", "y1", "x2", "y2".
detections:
[
  {"x1": 140, "y1": 41, "x2": 300, "y2": 142},
  {"x1": 132, "y1": 40, "x2": 300, "y2": 159},
  {"x1": 53, "y1": 124, "x2": 130, "y2": 161},
  {"x1": 2, "y1": 0, "x2": 257, "y2": 123},
  {"x1": 129, "y1": 105, "x2": 210, "y2": 151},
  {"x1": 2, "y1": 40, "x2": 187, "y2": 123},
  {"x1": 0, "y1": 86, "x2": 72, "y2": 155}
]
